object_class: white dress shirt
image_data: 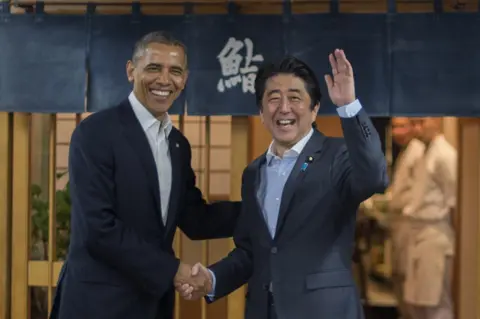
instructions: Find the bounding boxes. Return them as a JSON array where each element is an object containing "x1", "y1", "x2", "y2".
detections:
[
  {"x1": 403, "y1": 135, "x2": 457, "y2": 220},
  {"x1": 389, "y1": 138, "x2": 425, "y2": 213},
  {"x1": 403, "y1": 136, "x2": 456, "y2": 312},
  {"x1": 129, "y1": 92, "x2": 172, "y2": 225}
]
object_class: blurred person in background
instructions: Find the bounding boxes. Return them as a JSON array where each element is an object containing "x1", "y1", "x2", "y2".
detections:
[
  {"x1": 388, "y1": 117, "x2": 425, "y2": 319},
  {"x1": 403, "y1": 117, "x2": 456, "y2": 319}
]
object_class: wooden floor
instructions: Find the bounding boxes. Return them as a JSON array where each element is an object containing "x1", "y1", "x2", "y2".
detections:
[
  {"x1": 367, "y1": 279, "x2": 397, "y2": 307},
  {"x1": 364, "y1": 279, "x2": 399, "y2": 319},
  {"x1": 365, "y1": 306, "x2": 398, "y2": 319}
]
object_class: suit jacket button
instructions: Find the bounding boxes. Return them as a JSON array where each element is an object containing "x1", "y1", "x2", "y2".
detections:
[{"x1": 271, "y1": 247, "x2": 278, "y2": 254}]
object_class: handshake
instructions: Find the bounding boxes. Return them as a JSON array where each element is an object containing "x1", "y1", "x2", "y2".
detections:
[{"x1": 174, "y1": 262, "x2": 213, "y2": 301}]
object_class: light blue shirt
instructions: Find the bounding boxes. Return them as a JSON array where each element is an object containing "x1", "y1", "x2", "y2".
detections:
[
  {"x1": 129, "y1": 92, "x2": 173, "y2": 225},
  {"x1": 207, "y1": 100, "x2": 363, "y2": 299},
  {"x1": 259, "y1": 128, "x2": 313, "y2": 237}
]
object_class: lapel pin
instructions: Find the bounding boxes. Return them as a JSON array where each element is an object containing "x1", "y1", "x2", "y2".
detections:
[
  {"x1": 175, "y1": 143, "x2": 179, "y2": 148},
  {"x1": 301, "y1": 156, "x2": 314, "y2": 172},
  {"x1": 301, "y1": 162, "x2": 308, "y2": 172}
]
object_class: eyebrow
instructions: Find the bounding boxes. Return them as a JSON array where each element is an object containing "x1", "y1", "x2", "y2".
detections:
[
  {"x1": 266, "y1": 88, "x2": 302, "y2": 97},
  {"x1": 145, "y1": 63, "x2": 185, "y2": 72}
]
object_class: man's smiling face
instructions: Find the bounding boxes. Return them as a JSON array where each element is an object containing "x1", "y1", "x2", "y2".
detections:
[
  {"x1": 260, "y1": 73, "x2": 319, "y2": 151},
  {"x1": 126, "y1": 42, "x2": 188, "y2": 119}
]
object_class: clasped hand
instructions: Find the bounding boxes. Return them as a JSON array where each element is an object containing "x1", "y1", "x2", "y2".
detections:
[{"x1": 174, "y1": 262, "x2": 212, "y2": 301}]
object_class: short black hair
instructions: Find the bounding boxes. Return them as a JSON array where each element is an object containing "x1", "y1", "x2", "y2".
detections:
[
  {"x1": 132, "y1": 31, "x2": 187, "y2": 67},
  {"x1": 254, "y1": 56, "x2": 322, "y2": 111}
]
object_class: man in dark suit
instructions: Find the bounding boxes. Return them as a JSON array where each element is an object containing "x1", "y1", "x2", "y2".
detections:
[
  {"x1": 49, "y1": 31, "x2": 241, "y2": 319},
  {"x1": 177, "y1": 50, "x2": 388, "y2": 318}
]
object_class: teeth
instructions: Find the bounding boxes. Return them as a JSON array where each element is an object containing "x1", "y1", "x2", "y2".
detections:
[
  {"x1": 278, "y1": 119, "x2": 294, "y2": 125},
  {"x1": 151, "y1": 90, "x2": 170, "y2": 97}
]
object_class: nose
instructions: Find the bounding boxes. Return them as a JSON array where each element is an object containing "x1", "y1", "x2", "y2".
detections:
[
  {"x1": 279, "y1": 98, "x2": 290, "y2": 113},
  {"x1": 156, "y1": 69, "x2": 170, "y2": 85}
]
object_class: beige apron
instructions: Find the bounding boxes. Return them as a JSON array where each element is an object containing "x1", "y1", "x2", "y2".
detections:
[
  {"x1": 390, "y1": 213, "x2": 411, "y2": 276},
  {"x1": 404, "y1": 217, "x2": 454, "y2": 318},
  {"x1": 390, "y1": 213, "x2": 413, "y2": 319}
]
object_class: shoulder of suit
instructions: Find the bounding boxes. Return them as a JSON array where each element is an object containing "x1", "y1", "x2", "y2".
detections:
[
  {"x1": 77, "y1": 106, "x2": 119, "y2": 131},
  {"x1": 242, "y1": 156, "x2": 263, "y2": 178},
  {"x1": 72, "y1": 104, "x2": 124, "y2": 146},
  {"x1": 324, "y1": 135, "x2": 344, "y2": 143},
  {"x1": 316, "y1": 135, "x2": 349, "y2": 163},
  {"x1": 245, "y1": 158, "x2": 259, "y2": 173},
  {"x1": 323, "y1": 135, "x2": 347, "y2": 150}
]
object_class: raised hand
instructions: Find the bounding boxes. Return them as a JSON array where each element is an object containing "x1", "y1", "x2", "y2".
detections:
[
  {"x1": 174, "y1": 262, "x2": 213, "y2": 301},
  {"x1": 324, "y1": 49, "x2": 356, "y2": 107}
]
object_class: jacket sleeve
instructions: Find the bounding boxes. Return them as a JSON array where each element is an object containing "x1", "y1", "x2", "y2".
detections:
[
  {"x1": 70, "y1": 124, "x2": 179, "y2": 298},
  {"x1": 332, "y1": 107, "x2": 389, "y2": 204},
  {"x1": 178, "y1": 139, "x2": 242, "y2": 240}
]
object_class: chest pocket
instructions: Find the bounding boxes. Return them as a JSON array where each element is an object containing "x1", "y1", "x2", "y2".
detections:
[{"x1": 294, "y1": 169, "x2": 332, "y2": 205}]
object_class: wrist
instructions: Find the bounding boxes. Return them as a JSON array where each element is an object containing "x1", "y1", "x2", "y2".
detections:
[
  {"x1": 174, "y1": 261, "x2": 189, "y2": 281},
  {"x1": 335, "y1": 97, "x2": 356, "y2": 107}
]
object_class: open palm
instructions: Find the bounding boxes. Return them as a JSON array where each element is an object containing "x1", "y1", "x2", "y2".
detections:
[{"x1": 324, "y1": 49, "x2": 356, "y2": 107}]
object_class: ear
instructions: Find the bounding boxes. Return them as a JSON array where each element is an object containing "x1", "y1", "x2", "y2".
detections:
[
  {"x1": 126, "y1": 60, "x2": 135, "y2": 83},
  {"x1": 259, "y1": 108, "x2": 264, "y2": 123},
  {"x1": 181, "y1": 70, "x2": 189, "y2": 90},
  {"x1": 311, "y1": 103, "x2": 320, "y2": 121}
]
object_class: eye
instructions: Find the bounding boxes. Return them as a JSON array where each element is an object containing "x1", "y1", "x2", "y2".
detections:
[
  {"x1": 290, "y1": 96, "x2": 301, "y2": 102},
  {"x1": 171, "y1": 69, "x2": 183, "y2": 76},
  {"x1": 146, "y1": 66, "x2": 160, "y2": 72}
]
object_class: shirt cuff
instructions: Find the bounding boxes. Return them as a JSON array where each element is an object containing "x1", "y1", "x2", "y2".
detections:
[
  {"x1": 206, "y1": 269, "x2": 216, "y2": 300},
  {"x1": 336, "y1": 99, "x2": 362, "y2": 118}
]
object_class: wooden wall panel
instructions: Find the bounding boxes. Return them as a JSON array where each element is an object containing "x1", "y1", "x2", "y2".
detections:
[
  {"x1": 456, "y1": 119, "x2": 480, "y2": 319},
  {"x1": 316, "y1": 116, "x2": 343, "y2": 137},
  {"x1": 206, "y1": 194, "x2": 231, "y2": 319},
  {"x1": 5, "y1": 1, "x2": 478, "y2": 319},
  {"x1": 11, "y1": 114, "x2": 31, "y2": 319},
  {"x1": 228, "y1": 117, "x2": 249, "y2": 319},
  {"x1": 0, "y1": 113, "x2": 12, "y2": 319}
]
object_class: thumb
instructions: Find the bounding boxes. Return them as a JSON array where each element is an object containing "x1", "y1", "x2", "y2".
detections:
[
  {"x1": 324, "y1": 74, "x2": 333, "y2": 92},
  {"x1": 191, "y1": 263, "x2": 202, "y2": 276}
]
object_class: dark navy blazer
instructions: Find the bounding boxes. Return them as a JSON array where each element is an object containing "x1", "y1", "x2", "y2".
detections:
[
  {"x1": 208, "y1": 108, "x2": 388, "y2": 319},
  {"x1": 50, "y1": 100, "x2": 241, "y2": 319}
]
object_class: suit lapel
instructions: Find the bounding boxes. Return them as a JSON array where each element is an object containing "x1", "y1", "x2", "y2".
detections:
[
  {"x1": 165, "y1": 130, "x2": 182, "y2": 236},
  {"x1": 117, "y1": 100, "x2": 164, "y2": 228},
  {"x1": 275, "y1": 131, "x2": 326, "y2": 238}
]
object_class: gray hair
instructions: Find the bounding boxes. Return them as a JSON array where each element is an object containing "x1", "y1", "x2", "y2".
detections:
[{"x1": 132, "y1": 31, "x2": 187, "y2": 67}]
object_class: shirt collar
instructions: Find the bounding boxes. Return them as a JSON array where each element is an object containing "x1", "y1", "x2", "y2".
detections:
[
  {"x1": 266, "y1": 128, "x2": 314, "y2": 165},
  {"x1": 129, "y1": 91, "x2": 173, "y2": 137}
]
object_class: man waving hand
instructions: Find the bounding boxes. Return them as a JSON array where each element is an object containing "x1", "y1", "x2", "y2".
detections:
[{"x1": 179, "y1": 49, "x2": 388, "y2": 319}]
